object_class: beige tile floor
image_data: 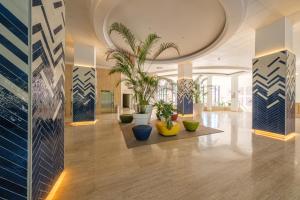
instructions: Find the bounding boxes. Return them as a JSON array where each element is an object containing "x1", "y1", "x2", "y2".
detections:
[{"x1": 54, "y1": 112, "x2": 300, "y2": 200}]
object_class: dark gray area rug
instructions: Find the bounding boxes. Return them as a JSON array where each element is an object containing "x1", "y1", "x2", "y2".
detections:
[{"x1": 119, "y1": 121, "x2": 223, "y2": 149}]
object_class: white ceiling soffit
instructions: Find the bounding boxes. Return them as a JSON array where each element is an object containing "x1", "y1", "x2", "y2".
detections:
[
  {"x1": 155, "y1": 66, "x2": 251, "y2": 77},
  {"x1": 90, "y1": 0, "x2": 247, "y2": 64}
]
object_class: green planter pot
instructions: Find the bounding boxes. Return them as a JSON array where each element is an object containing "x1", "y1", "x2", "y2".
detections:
[
  {"x1": 183, "y1": 121, "x2": 200, "y2": 132},
  {"x1": 120, "y1": 114, "x2": 133, "y2": 123}
]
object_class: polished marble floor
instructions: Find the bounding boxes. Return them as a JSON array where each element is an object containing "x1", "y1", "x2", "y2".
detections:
[{"x1": 54, "y1": 112, "x2": 300, "y2": 200}]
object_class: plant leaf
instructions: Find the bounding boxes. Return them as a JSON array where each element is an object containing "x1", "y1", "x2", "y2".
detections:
[
  {"x1": 109, "y1": 22, "x2": 137, "y2": 54},
  {"x1": 152, "y1": 42, "x2": 180, "y2": 60}
]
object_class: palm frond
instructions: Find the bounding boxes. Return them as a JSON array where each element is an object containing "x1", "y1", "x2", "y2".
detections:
[
  {"x1": 137, "y1": 33, "x2": 161, "y2": 67},
  {"x1": 152, "y1": 42, "x2": 180, "y2": 60},
  {"x1": 115, "y1": 78, "x2": 133, "y2": 87},
  {"x1": 109, "y1": 22, "x2": 137, "y2": 53},
  {"x1": 106, "y1": 49, "x2": 135, "y2": 70}
]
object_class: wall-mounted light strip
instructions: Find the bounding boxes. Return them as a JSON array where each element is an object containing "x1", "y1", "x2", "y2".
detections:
[
  {"x1": 45, "y1": 171, "x2": 66, "y2": 200},
  {"x1": 66, "y1": 120, "x2": 98, "y2": 127},
  {"x1": 254, "y1": 130, "x2": 296, "y2": 141}
]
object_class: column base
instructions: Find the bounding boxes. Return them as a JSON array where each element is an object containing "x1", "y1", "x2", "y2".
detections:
[
  {"x1": 45, "y1": 171, "x2": 66, "y2": 200},
  {"x1": 66, "y1": 120, "x2": 98, "y2": 127},
  {"x1": 253, "y1": 129, "x2": 296, "y2": 141},
  {"x1": 178, "y1": 114, "x2": 194, "y2": 118}
]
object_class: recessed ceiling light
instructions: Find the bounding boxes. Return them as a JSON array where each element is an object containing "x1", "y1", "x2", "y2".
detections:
[{"x1": 296, "y1": 73, "x2": 299, "y2": 76}]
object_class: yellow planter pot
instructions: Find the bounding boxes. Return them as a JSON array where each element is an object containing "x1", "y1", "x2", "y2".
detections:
[{"x1": 155, "y1": 121, "x2": 180, "y2": 136}]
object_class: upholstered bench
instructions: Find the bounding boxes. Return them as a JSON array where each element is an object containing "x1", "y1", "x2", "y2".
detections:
[{"x1": 183, "y1": 120, "x2": 199, "y2": 132}]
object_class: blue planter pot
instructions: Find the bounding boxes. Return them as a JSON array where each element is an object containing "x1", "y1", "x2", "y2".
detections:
[{"x1": 132, "y1": 125, "x2": 152, "y2": 141}]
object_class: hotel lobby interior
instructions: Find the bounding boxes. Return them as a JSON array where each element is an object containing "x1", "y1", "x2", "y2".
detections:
[{"x1": 1, "y1": 0, "x2": 300, "y2": 199}]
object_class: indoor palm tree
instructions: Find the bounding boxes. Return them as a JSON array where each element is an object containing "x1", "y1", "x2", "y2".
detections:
[{"x1": 107, "y1": 22, "x2": 180, "y2": 113}]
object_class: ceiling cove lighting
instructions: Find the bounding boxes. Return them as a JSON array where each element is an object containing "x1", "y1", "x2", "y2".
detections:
[
  {"x1": 178, "y1": 114, "x2": 194, "y2": 118},
  {"x1": 255, "y1": 49, "x2": 294, "y2": 58},
  {"x1": 254, "y1": 130, "x2": 297, "y2": 141},
  {"x1": 67, "y1": 120, "x2": 98, "y2": 126},
  {"x1": 45, "y1": 171, "x2": 66, "y2": 200},
  {"x1": 74, "y1": 64, "x2": 96, "y2": 68}
]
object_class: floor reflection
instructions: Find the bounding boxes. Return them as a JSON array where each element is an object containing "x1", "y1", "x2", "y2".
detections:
[{"x1": 54, "y1": 112, "x2": 300, "y2": 200}]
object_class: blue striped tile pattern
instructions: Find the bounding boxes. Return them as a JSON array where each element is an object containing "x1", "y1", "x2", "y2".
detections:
[
  {"x1": 177, "y1": 79, "x2": 193, "y2": 114},
  {"x1": 0, "y1": 1, "x2": 29, "y2": 199},
  {"x1": 73, "y1": 67, "x2": 96, "y2": 122},
  {"x1": 31, "y1": 1, "x2": 65, "y2": 200},
  {"x1": 252, "y1": 50, "x2": 296, "y2": 135}
]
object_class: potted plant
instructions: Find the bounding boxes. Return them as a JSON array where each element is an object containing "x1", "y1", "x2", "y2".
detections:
[
  {"x1": 155, "y1": 101, "x2": 178, "y2": 121},
  {"x1": 155, "y1": 102, "x2": 180, "y2": 136},
  {"x1": 107, "y1": 22, "x2": 179, "y2": 125}
]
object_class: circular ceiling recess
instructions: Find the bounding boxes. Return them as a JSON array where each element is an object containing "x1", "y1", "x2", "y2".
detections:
[
  {"x1": 91, "y1": 0, "x2": 247, "y2": 64},
  {"x1": 107, "y1": 0, "x2": 226, "y2": 60}
]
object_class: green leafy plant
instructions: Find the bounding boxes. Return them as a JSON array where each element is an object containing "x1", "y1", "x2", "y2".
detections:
[
  {"x1": 107, "y1": 22, "x2": 180, "y2": 112},
  {"x1": 160, "y1": 102, "x2": 175, "y2": 129},
  {"x1": 154, "y1": 100, "x2": 165, "y2": 120}
]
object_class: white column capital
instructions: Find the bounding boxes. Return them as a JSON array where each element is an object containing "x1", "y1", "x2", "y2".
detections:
[
  {"x1": 178, "y1": 62, "x2": 193, "y2": 80},
  {"x1": 255, "y1": 17, "x2": 293, "y2": 57},
  {"x1": 74, "y1": 43, "x2": 96, "y2": 68}
]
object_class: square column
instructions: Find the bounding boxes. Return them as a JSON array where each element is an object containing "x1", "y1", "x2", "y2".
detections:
[
  {"x1": 0, "y1": 1, "x2": 65, "y2": 199},
  {"x1": 72, "y1": 44, "x2": 97, "y2": 122},
  {"x1": 231, "y1": 75, "x2": 239, "y2": 111},
  {"x1": 253, "y1": 17, "x2": 296, "y2": 138},
  {"x1": 177, "y1": 62, "x2": 193, "y2": 115},
  {"x1": 207, "y1": 76, "x2": 213, "y2": 111}
]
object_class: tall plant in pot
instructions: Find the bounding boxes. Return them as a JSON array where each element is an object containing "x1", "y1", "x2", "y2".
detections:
[{"x1": 107, "y1": 22, "x2": 179, "y2": 125}]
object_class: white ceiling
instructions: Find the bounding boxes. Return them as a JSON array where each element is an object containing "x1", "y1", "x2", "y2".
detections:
[
  {"x1": 65, "y1": 0, "x2": 300, "y2": 75},
  {"x1": 107, "y1": 0, "x2": 226, "y2": 60}
]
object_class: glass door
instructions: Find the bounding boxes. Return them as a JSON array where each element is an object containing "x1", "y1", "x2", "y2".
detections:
[{"x1": 100, "y1": 90, "x2": 114, "y2": 113}]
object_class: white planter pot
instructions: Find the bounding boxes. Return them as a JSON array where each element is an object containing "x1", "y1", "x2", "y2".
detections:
[
  {"x1": 193, "y1": 103, "x2": 202, "y2": 118},
  {"x1": 133, "y1": 113, "x2": 149, "y2": 125},
  {"x1": 145, "y1": 105, "x2": 153, "y2": 123}
]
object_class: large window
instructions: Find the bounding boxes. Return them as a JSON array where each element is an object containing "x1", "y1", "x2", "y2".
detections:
[
  {"x1": 157, "y1": 79, "x2": 176, "y2": 104},
  {"x1": 212, "y1": 76, "x2": 231, "y2": 106},
  {"x1": 238, "y1": 73, "x2": 252, "y2": 112}
]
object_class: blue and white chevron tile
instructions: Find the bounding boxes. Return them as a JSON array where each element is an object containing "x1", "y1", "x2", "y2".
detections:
[
  {"x1": 73, "y1": 66, "x2": 96, "y2": 122},
  {"x1": 31, "y1": 1, "x2": 65, "y2": 200},
  {"x1": 0, "y1": 1, "x2": 29, "y2": 199},
  {"x1": 252, "y1": 50, "x2": 295, "y2": 135},
  {"x1": 177, "y1": 79, "x2": 193, "y2": 114}
]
